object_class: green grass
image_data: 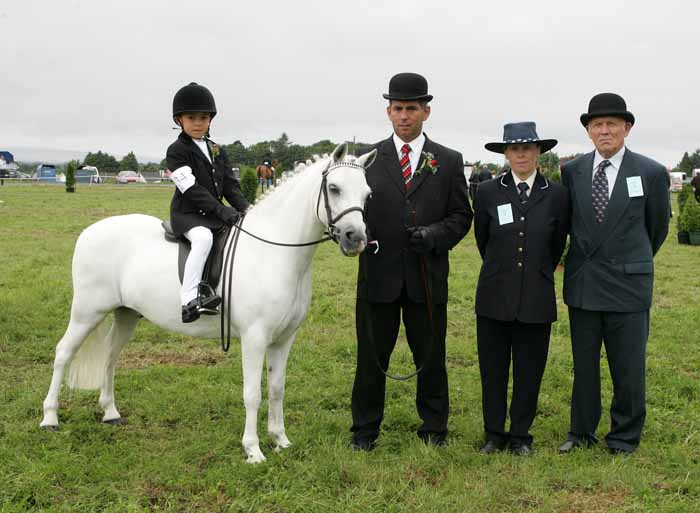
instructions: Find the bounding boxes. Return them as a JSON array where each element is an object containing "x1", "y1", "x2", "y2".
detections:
[{"x1": 1, "y1": 184, "x2": 699, "y2": 512}]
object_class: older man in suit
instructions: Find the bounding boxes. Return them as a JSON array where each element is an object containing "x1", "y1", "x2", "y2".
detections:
[
  {"x1": 350, "y1": 73, "x2": 472, "y2": 450},
  {"x1": 559, "y1": 93, "x2": 670, "y2": 455}
]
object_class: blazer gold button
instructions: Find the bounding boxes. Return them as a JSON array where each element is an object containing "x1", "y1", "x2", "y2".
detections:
[
  {"x1": 517, "y1": 262, "x2": 523, "y2": 267},
  {"x1": 518, "y1": 247, "x2": 523, "y2": 252},
  {"x1": 519, "y1": 232, "x2": 524, "y2": 237}
]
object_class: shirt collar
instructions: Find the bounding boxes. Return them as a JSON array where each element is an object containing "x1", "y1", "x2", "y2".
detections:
[
  {"x1": 393, "y1": 132, "x2": 425, "y2": 156},
  {"x1": 511, "y1": 169, "x2": 537, "y2": 191},
  {"x1": 593, "y1": 146, "x2": 625, "y2": 170}
]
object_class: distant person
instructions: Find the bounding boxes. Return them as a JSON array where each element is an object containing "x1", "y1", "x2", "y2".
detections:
[
  {"x1": 559, "y1": 93, "x2": 670, "y2": 455},
  {"x1": 691, "y1": 172, "x2": 700, "y2": 203},
  {"x1": 473, "y1": 122, "x2": 570, "y2": 456},
  {"x1": 478, "y1": 165, "x2": 493, "y2": 182},
  {"x1": 468, "y1": 166, "x2": 480, "y2": 201},
  {"x1": 351, "y1": 72, "x2": 472, "y2": 450},
  {"x1": 166, "y1": 82, "x2": 249, "y2": 323}
]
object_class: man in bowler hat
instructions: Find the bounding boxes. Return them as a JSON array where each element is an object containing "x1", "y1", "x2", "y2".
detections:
[
  {"x1": 559, "y1": 93, "x2": 670, "y2": 455},
  {"x1": 350, "y1": 73, "x2": 472, "y2": 450}
]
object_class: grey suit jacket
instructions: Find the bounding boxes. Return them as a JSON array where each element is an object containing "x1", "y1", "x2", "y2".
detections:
[{"x1": 562, "y1": 148, "x2": 670, "y2": 312}]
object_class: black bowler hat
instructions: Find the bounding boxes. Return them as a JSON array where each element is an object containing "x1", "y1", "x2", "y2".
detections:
[
  {"x1": 580, "y1": 92, "x2": 635, "y2": 127},
  {"x1": 485, "y1": 122, "x2": 557, "y2": 154},
  {"x1": 382, "y1": 72, "x2": 433, "y2": 102}
]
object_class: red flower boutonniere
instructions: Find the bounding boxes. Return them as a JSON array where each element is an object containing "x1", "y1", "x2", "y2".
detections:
[
  {"x1": 207, "y1": 141, "x2": 220, "y2": 160},
  {"x1": 415, "y1": 151, "x2": 439, "y2": 176}
]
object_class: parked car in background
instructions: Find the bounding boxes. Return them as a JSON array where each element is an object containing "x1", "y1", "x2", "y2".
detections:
[
  {"x1": 116, "y1": 170, "x2": 147, "y2": 184},
  {"x1": 32, "y1": 164, "x2": 58, "y2": 183},
  {"x1": 670, "y1": 171, "x2": 687, "y2": 192},
  {"x1": 76, "y1": 165, "x2": 102, "y2": 184}
]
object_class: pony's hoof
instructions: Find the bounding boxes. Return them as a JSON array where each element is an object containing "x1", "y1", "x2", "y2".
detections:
[
  {"x1": 245, "y1": 451, "x2": 267, "y2": 464},
  {"x1": 103, "y1": 417, "x2": 125, "y2": 426},
  {"x1": 40, "y1": 424, "x2": 59, "y2": 432},
  {"x1": 274, "y1": 441, "x2": 292, "y2": 452}
]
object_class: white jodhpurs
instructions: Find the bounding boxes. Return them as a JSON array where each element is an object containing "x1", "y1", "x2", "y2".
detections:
[{"x1": 181, "y1": 226, "x2": 213, "y2": 305}]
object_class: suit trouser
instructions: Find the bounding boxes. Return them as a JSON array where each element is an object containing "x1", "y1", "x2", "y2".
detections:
[
  {"x1": 476, "y1": 316, "x2": 550, "y2": 445},
  {"x1": 568, "y1": 307, "x2": 649, "y2": 451},
  {"x1": 351, "y1": 289, "x2": 448, "y2": 441}
]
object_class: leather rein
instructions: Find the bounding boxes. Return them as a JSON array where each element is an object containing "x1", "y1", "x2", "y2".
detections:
[{"x1": 219, "y1": 159, "x2": 367, "y2": 351}]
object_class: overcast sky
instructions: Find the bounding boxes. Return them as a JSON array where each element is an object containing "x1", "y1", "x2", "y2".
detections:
[{"x1": 1, "y1": 0, "x2": 698, "y2": 167}]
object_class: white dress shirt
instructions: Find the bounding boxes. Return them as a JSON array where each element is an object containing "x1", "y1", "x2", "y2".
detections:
[
  {"x1": 393, "y1": 132, "x2": 426, "y2": 178},
  {"x1": 592, "y1": 146, "x2": 625, "y2": 198},
  {"x1": 511, "y1": 170, "x2": 537, "y2": 197},
  {"x1": 192, "y1": 137, "x2": 212, "y2": 164}
]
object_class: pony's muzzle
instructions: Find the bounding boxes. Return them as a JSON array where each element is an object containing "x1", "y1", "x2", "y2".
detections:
[{"x1": 339, "y1": 227, "x2": 367, "y2": 257}]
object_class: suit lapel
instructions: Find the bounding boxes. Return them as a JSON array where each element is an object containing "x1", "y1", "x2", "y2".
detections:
[
  {"x1": 497, "y1": 172, "x2": 527, "y2": 213},
  {"x1": 406, "y1": 136, "x2": 435, "y2": 198},
  {"x1": 180, "y1": 132, "x2": 213, "y2": 168},
  {"x1": 521, "y1": 172, "x2": 549, "y2": 213},
  {"x1": 378, "y1": 137, "x2": 406, "y2": 195},
  {"x1": 573, "y1": 152, "x2": 597, "y2": 238}
]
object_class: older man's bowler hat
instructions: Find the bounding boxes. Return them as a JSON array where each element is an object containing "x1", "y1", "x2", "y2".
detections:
[
  {"x1": 580, "y1": 92, "x2": 635, "y2": 127},
  {"x1": 382, "y1": 73, "x2": 433, "y2": 102},
  {"x1": 485, "y1": 122, "x2": 557, "y2": 154}
]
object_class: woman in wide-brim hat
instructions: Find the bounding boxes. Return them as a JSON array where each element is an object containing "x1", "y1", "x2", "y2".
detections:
[{"x1": 472, "y1": 121, "x2": 570, "y2": 456}]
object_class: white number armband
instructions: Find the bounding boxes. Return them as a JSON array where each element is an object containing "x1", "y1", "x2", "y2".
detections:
[{"x1": 171, "y1": 166, "x2": 196, "y2": 193}]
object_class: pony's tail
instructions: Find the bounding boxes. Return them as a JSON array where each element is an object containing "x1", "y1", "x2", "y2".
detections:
[{"x1": 67, "y1": 317, "x2": 112, "y2": 390}]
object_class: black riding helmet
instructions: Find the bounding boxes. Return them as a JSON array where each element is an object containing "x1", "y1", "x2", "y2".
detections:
[{"x1": 172, "y1": 82, "x2": 217, "y2": 121}]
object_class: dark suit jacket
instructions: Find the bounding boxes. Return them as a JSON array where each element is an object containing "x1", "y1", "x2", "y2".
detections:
[
  {"x1": 473, "y1": 172, "x2": 570, "y2": 323},
  {"x1": 357, "y1": 135, "x2": 473, "y2": 304},
  {"x1": 562, "y1": 148, "x2": 670, "y2": 312},
  {"x1": 167, "y1": 132, "x2": 249, "y2": 235}
]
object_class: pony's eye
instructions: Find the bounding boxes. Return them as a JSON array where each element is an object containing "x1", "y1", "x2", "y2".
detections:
[{"x1": 328, "y1": 184, "x2": 340, "y2": 194}]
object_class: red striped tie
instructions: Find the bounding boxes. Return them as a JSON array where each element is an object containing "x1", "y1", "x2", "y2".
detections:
[{"x1": 400, "y1": 144, "x2": 412, "y2": 189}]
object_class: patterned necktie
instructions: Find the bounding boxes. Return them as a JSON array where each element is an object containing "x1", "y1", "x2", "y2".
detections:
[
  {"x1": 400, "y1": 144, "x2": 412, "y2": 189},
  {"x1": 592, "y1": 159, "x2": 611, "y2": 223},
  {"x1": 517, "y1": 182, "x2": 529, "y2": 203}
]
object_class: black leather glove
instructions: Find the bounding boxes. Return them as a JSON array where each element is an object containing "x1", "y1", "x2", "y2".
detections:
[
  {"x1": 407, "y1": 226, "x2": 435, "y2": 254},
  {"x1": 216, "y1": 205, "x2": 240, "y2": 225}
]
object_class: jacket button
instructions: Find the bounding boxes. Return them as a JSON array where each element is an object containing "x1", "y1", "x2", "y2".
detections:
[
  {"x1": 520, "y1": 216, "x2": 525, "y2": 221},
  {"x1": 518, "y1": 232, "x2": 524, "y2": 237},
  {"x1": 517, "y1": 262, "x2": 523, "y2": 268},
  {"x1": 518, "y1": 247, "x2": 523, "y2": 252}
]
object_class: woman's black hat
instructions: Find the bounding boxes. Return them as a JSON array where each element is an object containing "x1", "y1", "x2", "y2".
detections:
[
  {"x1": 485, "y1": 122, "x2": 557, "y2": 154},
  {"x1": 382, "y1": 73, "x2": 433, "y2": 102},
  {"x1": 580, "y1": 92, "x2": 635, "y2": 127}
]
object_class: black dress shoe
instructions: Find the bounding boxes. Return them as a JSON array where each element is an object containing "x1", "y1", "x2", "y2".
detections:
[
  {"x1": 558, "y1": 438, "x2": 592, "y2": 454},
  {"x1": 510, "y1": 442, "x2": 532, "y2": 456},
  {"x1": 479, "y1": 440, "x2": 505, "y2": 455},
  {"x1": 350, "y1": 437, "x2": 376, "y2": 452},
  {"x1": 182, "y1": 300, "x2": 201, "y2": 323}
]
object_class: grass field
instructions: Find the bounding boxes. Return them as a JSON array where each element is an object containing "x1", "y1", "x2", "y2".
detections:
[{"x1": 1, "y1": 184, "x2": 699, "y2": 513}]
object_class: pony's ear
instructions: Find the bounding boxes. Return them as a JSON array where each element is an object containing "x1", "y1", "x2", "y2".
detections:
[
  {"x1": 355, "y1": 149, "x2": 377, "y2": 171},
  {"x1": 331, "y1": 143, "x2": 348, "y2": 163}
]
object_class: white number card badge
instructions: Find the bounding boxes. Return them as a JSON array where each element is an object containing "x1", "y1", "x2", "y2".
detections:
[
  {"x1": 497, "y1": 203, "x2": 514, "y2": 225},
  {"x1": 626, "y1": 176, "x2": 644, "y2": 198}
]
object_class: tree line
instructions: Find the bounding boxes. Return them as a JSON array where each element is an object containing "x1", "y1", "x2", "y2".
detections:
[{"x1": 15, "y1": 135, "x2": 700, "y2": 177}]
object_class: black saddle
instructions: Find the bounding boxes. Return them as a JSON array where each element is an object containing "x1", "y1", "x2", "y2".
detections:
[{"x1": 161, "y1": 221, "x2": 230, "y2": 290}]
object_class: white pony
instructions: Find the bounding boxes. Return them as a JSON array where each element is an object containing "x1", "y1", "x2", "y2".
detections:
[{"x1": 40, "y1": 144, "x2": 376, "y2": 463}]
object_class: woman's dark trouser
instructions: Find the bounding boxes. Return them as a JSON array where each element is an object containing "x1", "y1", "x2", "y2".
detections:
[{"x1": 476, "y1": 315, "x2": 551, "y2": 445}]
